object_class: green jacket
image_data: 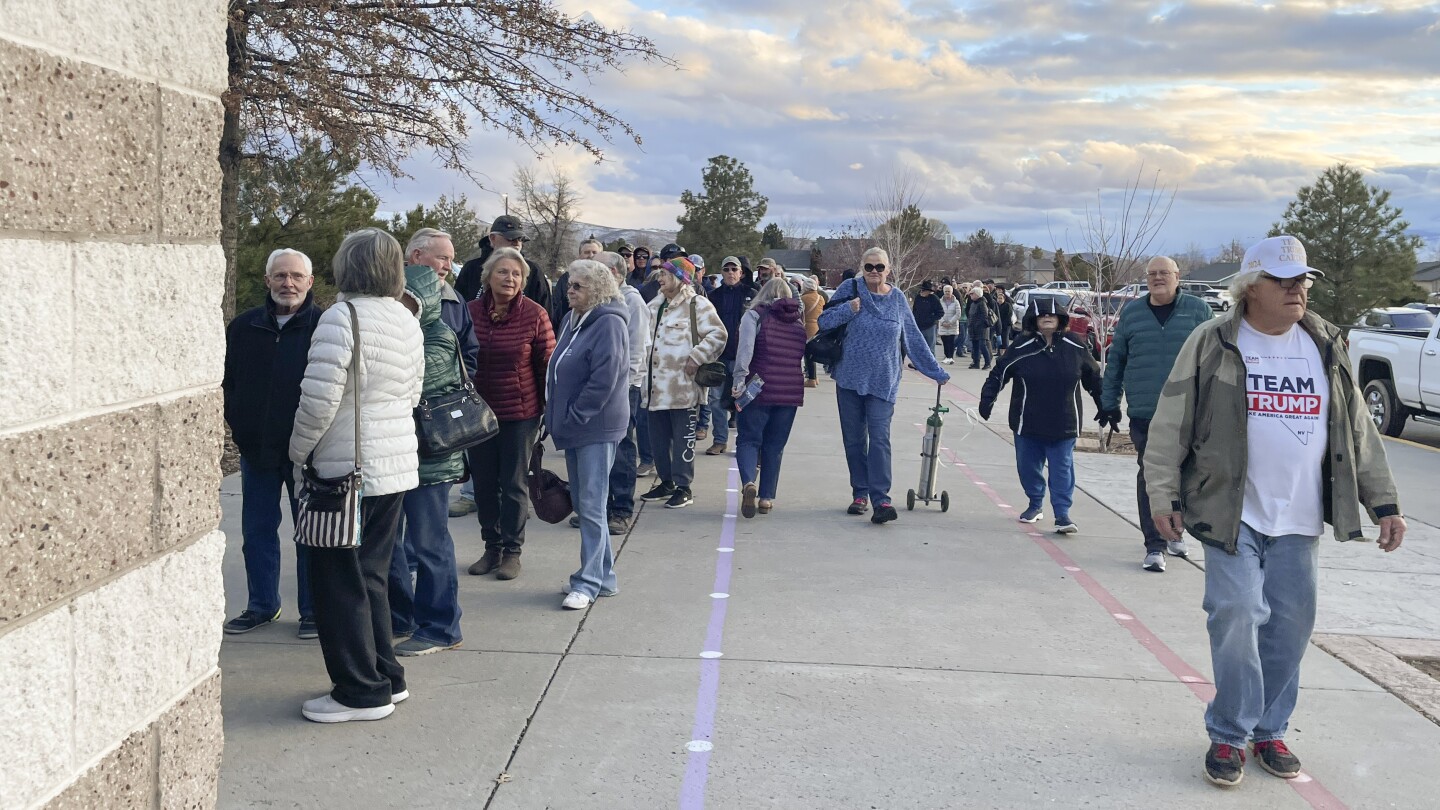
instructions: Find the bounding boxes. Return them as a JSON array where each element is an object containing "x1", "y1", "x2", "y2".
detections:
[
  {"x1": 1101, "y1": 292, "x2": 1213, "y2": 420},
  {"x1": 1144, "y1": 303, "x2": 1401, "y2": 553},
  {"x1": 404, "y1": 266, "x2": 465, "y2": 485}
]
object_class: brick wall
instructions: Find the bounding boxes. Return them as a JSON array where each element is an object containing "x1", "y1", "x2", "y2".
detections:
[{"x1": 0, "y1": 1, "x2": 228, "y2": 807}]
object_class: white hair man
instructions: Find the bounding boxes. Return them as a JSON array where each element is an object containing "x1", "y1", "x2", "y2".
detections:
[
  {"x1": 221, "y1": 248, "x2": 323, "y2": 638},
  {"x1": 1145, "y1": 235, "x2": 1405, "y2": 787}
]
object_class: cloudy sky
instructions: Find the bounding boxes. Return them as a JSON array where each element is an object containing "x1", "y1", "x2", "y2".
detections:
[{"x1": 375, "y1": 0, "x2": 1440, "y2": 259}]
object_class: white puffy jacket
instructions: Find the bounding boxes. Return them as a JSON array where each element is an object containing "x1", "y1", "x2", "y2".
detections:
[{"x1": 289, "y1": 294, "x2": 425, "y2": 496}]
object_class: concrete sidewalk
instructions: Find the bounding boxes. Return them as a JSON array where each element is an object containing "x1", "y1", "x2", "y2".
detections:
[{"x1": 217, "y1": 371, "x2": 1440, "y2": 808}]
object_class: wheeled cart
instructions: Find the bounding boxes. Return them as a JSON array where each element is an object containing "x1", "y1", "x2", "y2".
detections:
[{"x1": 906, "y1": 384, "x2": 950, "y2": 512}]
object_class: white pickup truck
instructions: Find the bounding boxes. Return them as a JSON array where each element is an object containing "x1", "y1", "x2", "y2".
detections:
[{"x1": 1348, "y1": 319, "x2": 1440, "y2": 436}]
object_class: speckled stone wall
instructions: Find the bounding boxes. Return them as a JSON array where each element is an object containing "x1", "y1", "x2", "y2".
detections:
[{"x1": 0, "y1": 2, "x2": 229, "y2": 808}]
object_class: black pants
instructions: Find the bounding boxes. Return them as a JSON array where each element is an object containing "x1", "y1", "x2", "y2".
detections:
[
  {"x1": 1129, "y1": 417, "x2": 1165, "y2": 553},
  {"x1": 969, "y1": 330, "x2": 992, "y2": 366},
  {"x1": 804, "y1": 354, "x2": 817, "y2": 381},
  {"x1": 468, "y1": 416, "x2": 540, "y2": 553},
  {"x1": 648, "y1": 406, "x2": 697, "y2": 488},
  {"x1": 939, "y1": 334, "x2": 958, "y2": 359},
  {"x1": 309, "y1": 491, "x2": 407, "y2": 709}
]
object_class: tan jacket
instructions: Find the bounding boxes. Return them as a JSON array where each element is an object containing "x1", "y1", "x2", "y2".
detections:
[
  {"x1": 1144, "y1": 304, "x2": 1401, "y2": 553},
  {"x1": 642, "y1": 286, "x2": 727, "y2": 410},
  {"x1": 801, "y1": 290, "x2": 824, "y2": 339}
]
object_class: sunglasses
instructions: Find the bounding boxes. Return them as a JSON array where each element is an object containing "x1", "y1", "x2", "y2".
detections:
[
  {"x1": 1262, "y1": 273, "x2": 1314, "y2": 290},
  {"x1": 863, "y1": 263, "x2": 886, "y2": 272}
]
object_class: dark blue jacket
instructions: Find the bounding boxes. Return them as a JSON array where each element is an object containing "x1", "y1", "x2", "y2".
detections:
[
  {"x1": 707, "y1": 281, "x2": 757, "y2": 360},
  {"x1": 222, "y1": 293, "x2": 323, "y2": 468},
  {"x1": 545, "y1": 300, "x2": 630, "y2": 450},
  {"x1": 437, "y1": 279, "x2": 479, "y2": 377}
]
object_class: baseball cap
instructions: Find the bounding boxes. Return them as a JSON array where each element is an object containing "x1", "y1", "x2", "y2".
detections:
[
  {"x1": 489, "y1": 215, "x2": 526, "y2": 240},
  {"x1": 720, "y1": 255, "x2": 741, "y2": 269},
  {"x1": 618, "y1": 246, "x2": 633, "y2": 257},
  {"x1": 687, "y1": 254, "x2": 706, "y2": 269},
  {"x1": 1242, "y1": 235, "x2": 1324, "y2": 280},
  {"x1": 659, "y1": 243, "x2": 685, "y2": 260},
  {"x1": 756, "y1": 257, "x2": 779, "y2": 269}
]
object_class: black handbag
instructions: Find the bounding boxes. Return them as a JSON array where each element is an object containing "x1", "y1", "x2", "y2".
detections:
[
  {"x1": 295, "y1": 302, "x2": 365, "y2": 550},
  {"x1": 688, "y1": 297, "x2": 728, "y2": 388},
  {"x1": 527, "y1": 427, "x2": 572, "y2": 524},
  {"x1": 414, "y1": 352, "x2": 499, "y2": 456},
  {"x1": 806, "y1": 323, "x2": 848, "y2": 366}
]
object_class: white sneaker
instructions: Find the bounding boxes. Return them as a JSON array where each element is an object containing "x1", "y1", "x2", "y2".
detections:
[
  {"x1": 562, "y1": 591, "x2": 593, "y2": 610},
  {"x1": 301, "y1": 694, "x2": 394, "y2": 723},
  {"x1": 391, "y1": 689, "x2": 409, "y2": 704},
  {"x1": 1166, "y1": 539, "x2": 1190, "y2": 558},
  {"x1": 1143, "y1": 551, "x2": 1166, "y2": 572}
]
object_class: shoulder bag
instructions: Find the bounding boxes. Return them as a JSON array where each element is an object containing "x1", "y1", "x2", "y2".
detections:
[
  {"x1": 295, "y1": 302, "x2": 365, "y2": 549},
  {"x1": 527, "y1": 427, "x2": 573, "y2": 524},
  {"x1": 689, "y1": 297, "x2": 729, "y2": 388},
  {"x1": 414, "y1": 349, "x2": 499, "y2": 456}
]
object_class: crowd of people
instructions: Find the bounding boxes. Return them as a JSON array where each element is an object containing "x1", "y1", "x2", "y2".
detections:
[{"x1": 222, "y1": 220, "x2": 1407, "y2": 792}]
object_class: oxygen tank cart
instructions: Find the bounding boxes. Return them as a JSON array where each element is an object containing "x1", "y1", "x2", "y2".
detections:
[{"x1": 906, "y1": 384, "x2": 950, "y2": 512}]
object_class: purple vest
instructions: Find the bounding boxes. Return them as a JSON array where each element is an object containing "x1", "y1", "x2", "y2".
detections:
[{"x1": 750, "y1": 299, "x2": 807, "y2": 407}]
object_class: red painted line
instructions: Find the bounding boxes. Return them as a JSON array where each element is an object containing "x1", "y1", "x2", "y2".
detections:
[{"x1": 921, "y1": 413, "x2": 1350, "y2": 808}]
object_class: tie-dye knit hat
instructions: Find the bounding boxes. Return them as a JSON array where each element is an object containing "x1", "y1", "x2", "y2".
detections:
[{"x1": 663, "y1": 257, "x2": 696, "y2": 285}]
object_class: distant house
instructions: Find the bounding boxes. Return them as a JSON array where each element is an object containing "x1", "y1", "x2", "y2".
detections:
[
  {"x1": 1415, "y1": 261, "x2": 1440, "y2": 294},
  {"x1": 762, "y1": 248, "x2": 815, "y2": 272},
  {"x1": 1186, "y1": 261, "x2": 1242, "y2": 285}
]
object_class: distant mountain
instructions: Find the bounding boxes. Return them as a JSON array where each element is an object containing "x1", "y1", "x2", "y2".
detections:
[{"x1": 572, "y1": 221, "x2": 678, "y2": 251}]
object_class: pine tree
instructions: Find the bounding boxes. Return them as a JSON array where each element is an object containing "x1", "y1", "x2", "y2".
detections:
[
  {"x1": 1269, "y1": 164, "x2": 1423, "y2": 325},
  {"x1": 761, "y1": 222, "x2": 786, "y2": 249},
  {"x1": 676, "y1": 156, "x2": 768, "y2": 264}
]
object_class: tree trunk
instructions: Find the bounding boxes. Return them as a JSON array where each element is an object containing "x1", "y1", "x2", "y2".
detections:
[{"x1": 219, "y1": 10, "x2": 246, "y2": 323}]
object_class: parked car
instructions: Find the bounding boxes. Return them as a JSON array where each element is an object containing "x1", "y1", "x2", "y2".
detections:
[
  {"x1": 1010, "y1": 289, "x2": 1101, "y2": 358},
  {"x1": 1042, "y1": 280, "x2": 1092, "y2": 291},
  {"x1": 1199, "y1": 287, "x2": 1232, "y2": 312},
  {"x1": 1111, "y1": 283, "x2": 1145, "y2": 297},
  {"x1": 1404, "y1": 302, "x2": 1440, "y2": 316},
  {"x1": 1355, "y1": 307, "x2": 1436, "y2": 331},
  {"x1": 1348, "y1": 316, "x2": 1440, "y2": 437},
  {"x1": 1010, "y1": 283, "x2": 1039, "y2": 293}
]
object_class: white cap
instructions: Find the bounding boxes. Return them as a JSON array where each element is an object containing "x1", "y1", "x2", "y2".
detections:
[{"x1": 1242, "y1": 235, "x2": 1324, "y2": 280}]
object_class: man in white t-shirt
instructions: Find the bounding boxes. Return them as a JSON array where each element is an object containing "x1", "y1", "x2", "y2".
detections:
[{"x1": 1143, "y1": 235, "x2": 1406, "y2": 789}]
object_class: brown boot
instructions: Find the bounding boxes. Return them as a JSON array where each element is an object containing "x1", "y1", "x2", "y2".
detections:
[
  {"x1": 495, "y1": 552, "x2": 522, "y2": 580},
  {"x1": 468, "y1": 547, "x2": 501, "y2": 576}
]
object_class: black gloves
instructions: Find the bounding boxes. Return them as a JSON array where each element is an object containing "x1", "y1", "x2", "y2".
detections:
[
  {"x1": 1094, "y1": 407, "x2": 1121, "y2": 431},
  {"x1": 978, "y1": 402, "x2": 993, "y2": 421}
]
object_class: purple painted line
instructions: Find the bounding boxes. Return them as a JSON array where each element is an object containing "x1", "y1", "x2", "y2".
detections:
[{"x1": 679, "y1": 463, "x2": 740, "y2": 810}]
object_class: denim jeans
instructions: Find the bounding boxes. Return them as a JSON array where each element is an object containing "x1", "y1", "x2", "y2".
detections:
[
  {"x1": 1203, "y1": 524, "x2": 1318, "y2": 746},
  {"x1": 836, "y1": 386, "x2": 896, "y2": 505},
  {"x1": 703, "y1": 358, "x2": 735, "y2": 444},
  {"x1": 1128, "y1": 418, "x2": 1166, "y2": 553},
  {"x1": 566, "y1": 442, "x2": 619, "y2": 599},
  {"x1": 735, "y1": 404, "x2": 798, "y2": 500},
  {"x1": 1013, "y1": 435, "x2": 1076, "y2": 518},
  {"x1": 607, "y1": 387, "x2": 641, "y2": 518},
  {"x1": 388, "y1": 482, "x2": 462, "y2": 645},
  {"x1": 635, "y1": 400, "x2": 653, "y2": 465},
  {"x1": 920, "y1": 324, "x2": 939, "y2": 355},
  {"x1": 969, "y1": 331, "x2": 992, "y2": 365},
  {"x1": 239, "y1": 456, "x2": 312, "y2": 619}
]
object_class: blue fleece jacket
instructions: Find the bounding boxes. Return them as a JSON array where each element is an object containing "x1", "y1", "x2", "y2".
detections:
[
  {"x1": 545, "y1": 300, "x2": 631, "y2": 450},
  {"x1": 817, "y1": 277, "x2": 950, "y2": 402}
]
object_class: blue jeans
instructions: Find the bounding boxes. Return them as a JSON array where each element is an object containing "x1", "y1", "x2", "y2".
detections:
[
  {"x1": 1013, "y1": 435, "x2": 1075, "y2": 518},
  {"x1": 703, "y1": 358, "x2": 735, "y2": 444},
  {"x1": 836, "y1": 386, "x2": 896, "y2": 505},
  {"x1": 239, "y1": 456, "x2": 312, "y2": 619},
  {"x1": 1204, "y1": 524, "x2": 1318, "y2": 747},
  {"x1": 566, "y1": 443, "x2": 618, "y2": 599},
  {"x1": 920, "y1": 324, "x2": 938, "y2": 354},
  {"x1": 636, "y1": 399, "x2": 653, "y2": 465},
  {"x1": 736, "y1": 404, "x2": 798, "y2": 500},
  {"x1": 607, "y1": 387, "x2": 641, "y2": 518},
  {"x1": 969, "y1": 331, "x2": 992, "y2": 365},
  {"x1": 388, "y1": 483, "x2": 462, "y2": 645}
]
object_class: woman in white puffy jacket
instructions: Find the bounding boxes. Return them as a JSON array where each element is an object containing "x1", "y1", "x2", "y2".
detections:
[{"x1": 288, "y1": 228, "x2": 424, "y2": 724}]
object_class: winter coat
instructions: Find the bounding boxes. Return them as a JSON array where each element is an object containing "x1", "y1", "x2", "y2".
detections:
[
  {"x1": 454, "y1": 241, "x2": 551, "y2": 310},
  {"x1": 1144, "y1": 304, "x2": 1400, "y2": 553},
  {"x1": 938, "y1": 297, "x2": 963, "y2": 336},
  {"x1": 816, "y1": 277, "x2": 949, "y2": 403},
  {"x1": 995, "y1": 297, "x2": 1014, "y2": 334},
  {"x1": 289, "y1": 294, "x2": 425, "y2": 496},
  {"x1": 467, "y1": 292, "x2": 556, "y2": 422},
  {"x1": 801, "y1": 289, "x2": 824, "y2": 339},
  {"x1": 979, "y1": 331, "x2": 1102, "y2": 440},
  {"x1": 642, "y1": 285, "x2": 727, "y2": 410},
  {"x1": 546, "y1": 300, "x2": 631, "y2": 450},
  {"x1": 403, "y1": 266, "x2": 465, "y2": 486},
  {"x1": 1100, "y1": 292, "x2": 1214, "y2": 420},
  {"x1": 707, "y1": 280, "x2": 757, "y2": 360},
  {"x1": 438, "y1": 282, "x2": 479, "y2": 378},
  {"x1": 912, "y1": 292, "x2": 944, "y2": 331},
  {"x1": 965, "y1": 298, "x2": 993, "y2": 336},
  {"x1": 620, "y1": 283, "x2": 652, "y2": 388},
  {"x1": 223, "y1": 292, "x2": 324, "y2": 469},
  {"x1": 732, "y1": 298, "x2": 807, "y2": 408}
]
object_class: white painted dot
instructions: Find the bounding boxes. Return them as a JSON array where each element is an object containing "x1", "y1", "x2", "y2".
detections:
[
  {"x1": 725, "y1": 488, "x2": 739, "y2": 493},
  {"x1": 1113, "y1": 613, "x2": 1134, "y2": 621},
  {"x1": 723, "y1": 514, "x2": 737, "y2": 519},
  {"x1": 700, "y1": 650, "x2": 724, "y2": 659},
  {"x1": 1064, "y1": 566, "x2": 1081, "y2": 572},
  {"x1": 716, "y1": 547, "x2": 734, "y2": 552},
  {"x1": 1293, "y1": 773, "x2": 1313, "y2": 783},
  {"x1": 686, "y1": 740, "x2": 713, "y2": 752},
  {"x1": 974, "y1": 480, "x2": 987, "y2": 486},
  {"x1": 997, "y1": 503, "x2": 1011, "y2": 508},
  {"x1": 710, "y1": 593, "x2": 729, "y2": 599},
  {"x1": 1180, "y1": 676, "x2": 1205, "y2": 684}
]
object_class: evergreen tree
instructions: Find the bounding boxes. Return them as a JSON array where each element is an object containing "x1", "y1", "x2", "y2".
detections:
[
  {"x1": 1269, "y1": 164, "x2": 1424, "y2": 325},
  {"x1": 676, "y1": 156, "x2": 768, "y2": 264},
  {"x1": 761, "y1": 222, "x2": 786, "y2": 249}
]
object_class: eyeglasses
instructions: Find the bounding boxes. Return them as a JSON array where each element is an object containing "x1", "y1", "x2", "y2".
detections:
[
  {"x1": 1262, "y1": 273, "x2": 1314, "y2": 290},
  {"x1": 569, "y1": 282, "x2": 587, "y2": 291},
  {"x1": 863, "y1": 263, "x2": 887, "y2": 272}
]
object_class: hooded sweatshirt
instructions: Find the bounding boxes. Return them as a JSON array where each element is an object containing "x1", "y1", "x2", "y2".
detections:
[{"x1": 546, "y1": 300, "x2": 631, "y2": 450}]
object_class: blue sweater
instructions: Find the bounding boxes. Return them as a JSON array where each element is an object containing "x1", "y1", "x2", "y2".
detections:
[{"x1": 817, "y1": 277, "x2": 949, "y2": 402}]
